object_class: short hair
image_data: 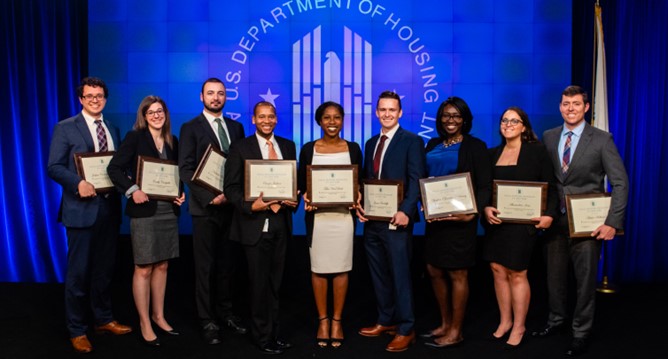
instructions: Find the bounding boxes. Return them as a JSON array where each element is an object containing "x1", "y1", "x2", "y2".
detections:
[
  {"x1": 561, "y1": 85, "x2": 589, "y2": 104},
  {"x1": 498, "y1": 106, "x2": 538, "y2": 144},
  {"x1": 77, "y1": 77, "x2": 108, "y2": 99},
  {"x1": 376, "y1": 90, "x2": 402, "y2": 110},
  {"x1": 201, "y1": 77, "x2": 225, "y2": 94},
  {"x1": 314, "y1": 101, "x2": 344, "y2": 126},
  {"x1": 253, "y1": 101, "x2": 276, "y2": 116},
  {"x1": 435, "y1": 96, "x2": 474, "y2": 138},
  {"x1": 133, "y1": 95, "x2": 174, "y2": 149}
]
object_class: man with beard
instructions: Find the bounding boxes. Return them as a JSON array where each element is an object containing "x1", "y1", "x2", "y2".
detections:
[{"x1": 179, "y1": 78, "x2": 248, "y2": 344}]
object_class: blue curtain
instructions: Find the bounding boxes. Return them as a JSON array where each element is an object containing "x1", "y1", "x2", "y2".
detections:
[
  {"x1": 0, "y1": 0, "x2": 86, "y2": 282},
  {"x1": 604, "y1": 1, "x2": 668, "y2": 282}
]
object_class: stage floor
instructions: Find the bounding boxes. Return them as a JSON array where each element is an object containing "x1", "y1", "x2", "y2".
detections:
[{"x1": 1, "y1": 235, "x2": 665, "y2": 359}]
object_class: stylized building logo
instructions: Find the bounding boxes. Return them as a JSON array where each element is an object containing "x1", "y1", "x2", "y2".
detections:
[{"x1": 292, "y1": 25, "x2": 372, "y2": 153}]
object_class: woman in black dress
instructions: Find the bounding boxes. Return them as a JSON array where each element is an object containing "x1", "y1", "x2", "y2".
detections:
[
  {"x1": 108, "y1": 96, "x2": 185, "y2": 346},
  {"x1": 483, "y1": 106, "x2": 558, "y2": 348},
  {"x1": 422, "y1": 97, "x2": 492, "y2": 347}
]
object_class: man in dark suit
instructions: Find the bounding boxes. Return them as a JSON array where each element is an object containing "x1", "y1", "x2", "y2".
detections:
[
  {"x1": 178, "y1": 78, "x2": 247, "y2": 344},
  {"x1": 534, "y1": 85, "x2": 628, "y2": 356},
  {"x1": 224, "y1": 101, "x2": 298, "y2": 355},
  {"x1": 357, "y1": 91, "x2": 427, "y2": 352},
  {"x1": 47, "y1": 77, "x2": 132, "y2": 354}
]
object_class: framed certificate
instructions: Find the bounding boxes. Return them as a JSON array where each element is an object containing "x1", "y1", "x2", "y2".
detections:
[
  {"x1": 565, "y1": 193, "x2": 623, "y2": 237},
  {"x1": 363, "y1": 180, "x2": 403, "y2": 221},
  {"x1": 306, "y1": 164, "x2": 358, "y2": 207},
  {"x1": 74, "y1": 151, "x2": 115, "y2": 193},
  {"x1": 244, "y1": 160, "x2": 297, "y2": 201},
  {"x1": 493, "y1": 180, "x2": 547, "y2": 224},
  {"x1": 420, "y1": 172, "x2": 477, "y2": 220},
  {"x1": 136, "y1": 156, "x2": 180, "y2": 201},
  {"x1": 192, "y1": 144, "x2": 226, "y2": 195}
]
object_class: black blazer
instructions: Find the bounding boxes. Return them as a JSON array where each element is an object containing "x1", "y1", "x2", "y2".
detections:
[
  {"x1": 488, "y1": 141, "x2": 559, "y2": 218},
  {"x1": 425, "y1": 134, "x2": 493, "y2": 215},
  {"x1": 363, "y1": 127, "x2": 427, "y2": 222},
  {"x1": 297, "y1": 140, "x2": 363, "y2": 246},
  {"x1": 107, "y1": 129, "x2": 181, "y2": 218},
  {"x1": 224, "y1": 134, "x2": 298, "y2": 246},
  {"x1": 178, "y1": 114, "x2": 245, "y2": 216}
]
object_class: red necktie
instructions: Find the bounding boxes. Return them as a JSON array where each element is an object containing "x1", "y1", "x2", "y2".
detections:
[{"x1": 372, "y1": 135, "x2": 388, "y2": 179}]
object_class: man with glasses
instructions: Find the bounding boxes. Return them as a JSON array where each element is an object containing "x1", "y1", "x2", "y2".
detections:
[
  {"x1": 179, "y1": 78, "x2": 247, "y2": 344},
  {"x1": 48, "y1": 77, "x2": 132, "y2": 353},
  {"x1": 535, "y1": 85, "x2": 628, "y2": 356}
]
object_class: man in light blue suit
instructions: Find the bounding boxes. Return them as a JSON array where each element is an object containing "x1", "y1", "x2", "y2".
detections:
[
  {"x1": 357, "y1": 91, "x2": 426, "y2": 352},
  {"x1": 533, "y1": 85, "x2": 628, "y2": 357},
  {"x1": 48, "y1": 77, "x2": 131, "y2": 353}
]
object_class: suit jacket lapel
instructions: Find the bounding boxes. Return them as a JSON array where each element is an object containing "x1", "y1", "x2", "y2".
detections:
[
  {"x1": 197, "y1": 115, "x2": 221, "y2": 150},
  {"x1": 74, "y1": 114, "x2": 95, "y2": 151},
  {"x1": 143, "y1": 130, "x2": 161, "y2": 157}
]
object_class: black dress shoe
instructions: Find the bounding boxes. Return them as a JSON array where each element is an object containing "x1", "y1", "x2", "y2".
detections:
[
  {"x1": 224, "y1": 316, "x2": 248, "y2": 335},
  {"x1": 531, "y1": 324, "x2": 563, "y2": 337},
  {"x1": 202, "y1": 323, "x2": 221, "y2": 345},
  {"x1": 275, "y1": 339, "x2": 293, "y2": 349},
  {"x1": 259, "y1": 342, "x2": 284, "y2": 355},
  {"x1": 565, "y1": 338, "x2": 588, "y2": 356}
]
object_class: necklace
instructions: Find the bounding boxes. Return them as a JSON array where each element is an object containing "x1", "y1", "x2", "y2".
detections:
[{"x1": 443, "y1": 135, "x2": 463, "y2": 148}]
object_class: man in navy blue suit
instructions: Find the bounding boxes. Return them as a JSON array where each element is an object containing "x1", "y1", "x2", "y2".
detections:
[
  {"x1": 357, "y1": 91, "x2": 426, "y2": 352},
  {"x1": 47, "y1": 77, "x2": 132, "y2": 354}
]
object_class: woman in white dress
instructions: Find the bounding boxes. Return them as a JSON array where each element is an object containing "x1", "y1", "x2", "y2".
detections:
[{"x1": 298, "y1": 101, "x2": 362, "y2": 348}]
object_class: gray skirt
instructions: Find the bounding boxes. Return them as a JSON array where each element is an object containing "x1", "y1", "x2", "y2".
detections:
[{"x1": 130, "y1": 201, "x2": 179, "y2": 265}]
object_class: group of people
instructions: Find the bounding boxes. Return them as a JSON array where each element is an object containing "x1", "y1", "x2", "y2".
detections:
[{"x1": 48, "y1": 77, "x2": 628, "y2": 357}]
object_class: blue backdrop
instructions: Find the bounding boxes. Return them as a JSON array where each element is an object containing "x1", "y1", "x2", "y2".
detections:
[{"x1": 1, "y1": 0, "x2": 667, "y2": 283}]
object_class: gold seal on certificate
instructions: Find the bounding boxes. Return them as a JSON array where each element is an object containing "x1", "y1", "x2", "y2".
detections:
[
  {"x1": 307, "y1": 165, "x2": 358, "y2": 207},
  {"x1": 362, "y1": 180, "x2": 403, "y2": 221},
  {"x1": 565, "y1": 193, "x2": 623, "y2": 237},
  {"x1": 419, "y1": 172, "x2": 477, "y2": 220},
  {"x1": 136, "y1": 156, "x2": 180, "y2": 201},
  {"x1": 493, "y1": 180, "x2": 547, "y2": 224},
  {"x1": 192, "y1": 144, "x2": 226, "y2": 195},
  {"x1": 244, "y1": 160, "x2": 297, "y2": 201},
  {"x1": 74, "y1": 151, "x2": 115, "y2": 193}
]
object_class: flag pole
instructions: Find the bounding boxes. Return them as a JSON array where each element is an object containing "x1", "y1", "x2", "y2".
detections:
[{"x1": 592, "y1": 0, "x2": 617, "y2": 294}]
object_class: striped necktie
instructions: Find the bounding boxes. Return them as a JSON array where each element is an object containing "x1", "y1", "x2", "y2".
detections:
[
  {"x1": 94, "y1": 120, "x2": 108, "y2": 152},
  {"x1": 561, "y1": 131, "x2": 573, "y2": 173}
]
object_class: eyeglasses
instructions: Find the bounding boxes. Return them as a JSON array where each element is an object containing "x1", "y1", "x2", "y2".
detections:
[
  {"x1": 82, "y1": 94, "x2": 105, "y2": 101},
  {"x1": 501, "y1": 118, "x2": 523, "y2": 126},
  {"x1": 442, "y1": 113, "x2": 463, "y2": 121},
  {"x1": 146, "y1": 108, "x2": 164, "y2": 117}
]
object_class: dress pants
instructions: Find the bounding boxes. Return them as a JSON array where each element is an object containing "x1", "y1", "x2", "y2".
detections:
[
  {"x1": 192, "y1": 207, "x2": 239, "y2": 326},
  {"x1": 243, "y1": 211, "x2": 288, "y2": 346},
  {"x1": 544, "y1": 214, "x2": 602, "y2": 339},
  {"x1": 363, "y1": 221, "x2": 415, "y2": 335},
  {"x1": 64, "y1": 197, "x2": 119, "y2": 337}
]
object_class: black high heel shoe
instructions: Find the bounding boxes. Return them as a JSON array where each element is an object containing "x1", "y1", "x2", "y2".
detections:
[
  {"x1": 140, "y1": 333, "x2": 161, "y2": 347},
  {"x1": 152, "y1": 319, "x2": 180, "y2": 336},
  {"x1": 155, "y1": 326, "x2": 180, "y2": 336},
  {"x1": 316, "y1": 317, "x2": 330, "y2": 348},
  {"x1": 330, "y1": 318, "x2": 344, "y2": 348}
]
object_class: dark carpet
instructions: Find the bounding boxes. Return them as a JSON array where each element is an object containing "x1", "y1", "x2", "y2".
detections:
[{"x1": 1, "y1": 235, "x2": 666, "y2": 359}]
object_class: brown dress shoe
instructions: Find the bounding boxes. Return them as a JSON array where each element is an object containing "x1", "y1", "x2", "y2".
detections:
[
  {"x1": 95, "y1": 320, "x2": 133, "y2": 335},
  {"x1": 70, "y1": 335, "x2": 93, "y2": 353},
  {"x1": 359, "y1": 324, "x2": 398, "y2": 337},
  {"x1": 386, "y1": 332, "x2": 416, "y2": 352}
]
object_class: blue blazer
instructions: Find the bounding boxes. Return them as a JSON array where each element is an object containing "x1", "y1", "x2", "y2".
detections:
[
  {"x1": 47, "y1": 113, "x2": 121, "y2": 228},
  {"x1": 363, "y1": 126, "x2": 426, "y2": 222}
]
